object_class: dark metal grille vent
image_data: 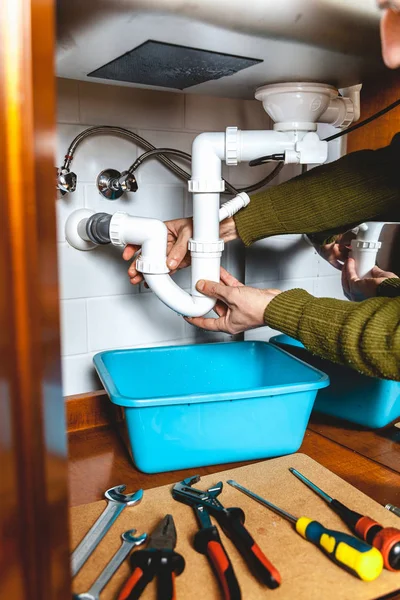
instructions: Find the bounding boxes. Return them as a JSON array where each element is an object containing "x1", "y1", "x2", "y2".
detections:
[{"x1": 88, "y1": 40, "x2": 262, "y2": 90}]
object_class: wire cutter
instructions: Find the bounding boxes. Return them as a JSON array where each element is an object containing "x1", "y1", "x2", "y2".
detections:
[
  {"x1": 118, "y1": 514, "x2": 185, "y2": 600},
  {"x1": 172, "y1": 475, "x2": 281, "y2": 598}
]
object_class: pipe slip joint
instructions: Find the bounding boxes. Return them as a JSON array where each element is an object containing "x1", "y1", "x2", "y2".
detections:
[
  {"x1": 188, "y1": 179, "x2": 225, "y2": 193},
  {"x1": 225, "y1": 126, "x2": 240, "y2": 165},
  {"x1": 188, "y1": 239, "x2": 224, "y2": 253},
  {"x1": 351, "y1": 240, "x2": 382, "y2": 251},
  {"x1": 136, "y1": 255, "x2": 169, "y2": 274},
  {"x1": 85, "y1": 213, "x2": 112, "y2": 245},
  {"x1": 109, "y1": 212, "x2": 128, "y2": 247}
]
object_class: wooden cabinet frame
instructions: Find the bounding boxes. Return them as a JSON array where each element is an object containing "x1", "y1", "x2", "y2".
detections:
[{"x1": 0, "y1": 1, "x2": 71, "y2": 598}]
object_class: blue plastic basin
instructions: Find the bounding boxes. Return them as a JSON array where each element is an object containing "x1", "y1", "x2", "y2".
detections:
[
  {"x1": 93, "y1": 341, "x2": 329, "y2": 473},
  {"x1": 270, "y1": 334, "x2": 400, "y2": 428}
]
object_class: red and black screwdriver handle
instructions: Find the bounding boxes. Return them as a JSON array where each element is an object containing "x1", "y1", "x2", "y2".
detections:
[
  {"x1": 331, "y1": 499, "x2": 400, "y2": 571},
  {"x1": 215, "y1": 507, "x2": 281, "y2": 589},
  {"x1": 118, "y1": 549, "x2": 185, "y2": 600},
  {"x1": 194, "y1": 524, "x2": 242, "y2": 600}
]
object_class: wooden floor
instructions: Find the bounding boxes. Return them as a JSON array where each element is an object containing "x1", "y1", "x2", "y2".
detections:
[{"x1": 68, "y1": 415, "x2": 400, "y2": 509}]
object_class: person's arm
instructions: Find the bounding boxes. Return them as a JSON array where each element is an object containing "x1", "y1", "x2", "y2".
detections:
[
  {"x1": 234, "y1": 135, "x2": 400, "y2": 246},
  {"x1": 265, "y1": 292, "x2": 400, "y2": 380},
  {"x1": 377, "y1": 278, "x2": 400, "y2": 297}
]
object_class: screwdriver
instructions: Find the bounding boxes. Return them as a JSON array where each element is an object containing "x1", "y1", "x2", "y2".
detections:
[
  {"x1": 386, "y1": 504, "x2": 400, "y2": 519},
  {"x1": 290, "y1": 467, "x2": 400, "y2": 572},
  {"x1": 227, "y1": 479, "x2": 383, "y2": 581}
]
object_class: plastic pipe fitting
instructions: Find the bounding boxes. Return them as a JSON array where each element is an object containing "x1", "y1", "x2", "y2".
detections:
[
  {"x1": 350, "y1": 222, "x2": 385, "y2": 278},
  {"x1": 65, "y1": 115, "x2": 333, "y2": 316}
]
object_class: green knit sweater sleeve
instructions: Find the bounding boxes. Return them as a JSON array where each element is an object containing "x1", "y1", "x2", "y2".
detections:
[
  {"x1": 265, "y1": 291, "x2": 400, "y2": 380},
  {"x1": 234, "y1": 136, "x2": 400, "y2": 246},
  {"x1": 377, "y1": 278, "x2": 400, "y2": 297}
]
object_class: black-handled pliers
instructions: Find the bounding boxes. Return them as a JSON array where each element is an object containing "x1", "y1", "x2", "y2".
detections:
[{"x1": 118, "y1": 514, "x2": 185, "y2": 600}]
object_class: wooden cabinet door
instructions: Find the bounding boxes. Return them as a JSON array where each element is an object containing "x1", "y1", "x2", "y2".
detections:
[
  {"x1": 0, "y1": 1, "x2": 71, "y2": 598},
  {"x1": 348, "y1": 72, "x2": 400, "y2": 274}
]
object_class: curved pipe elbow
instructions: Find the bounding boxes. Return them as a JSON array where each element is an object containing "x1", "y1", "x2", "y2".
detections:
[
  {"x1": 191, "y1": 132, "x2": 225, "y2": 180},
  {"x1": 113, "y1": 213, "x2": 168, "y2": 247},
  {"x1": 110, "y1": 213, "x2": 218, "y2": 316},
  {"x1": 141, "y1": 220, "x2": 169, "y2": 261},
  {"x1": 144, "y1": 274, "x2": 216, "y2": 317}
]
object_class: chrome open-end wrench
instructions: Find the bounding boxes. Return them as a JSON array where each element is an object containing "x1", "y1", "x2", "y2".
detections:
[
  {"x1": 74, "y1": 529, "x2": 147, "y2": 600},
  {"x1": 71, "y1": 485, "x2": 143, "y2": 577}
]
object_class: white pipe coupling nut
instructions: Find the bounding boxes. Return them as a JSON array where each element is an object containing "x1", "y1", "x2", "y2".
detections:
[
  {"x1": 188, "y1": 239, "x2": 225, "y2": 253},
  {"x1": 136, "y1": 255, "x2": 169, "y2": 274},
  {"x1": 188, "y1": 179, "x2": 225, "y2": 193},
  {"x1": 336, "y1": 97, "x2": 354, "y2": 129},
  {"x1": 109, "y1": 211, "x2": 127, "y2": 247},
  {"x1": 284, "y1": 150, "x2": 300, "y2": 164},
  {"x1": 351, "y1": 240, "x2": 382, "y2": 251},
  {"x1": 225, "y1": 126, "x2": 239, "y2": 165}
]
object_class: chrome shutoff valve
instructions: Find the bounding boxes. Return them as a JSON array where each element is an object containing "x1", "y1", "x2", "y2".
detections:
[
  {"x1": 57, "y1": 167, "x2": 77, "y2": 195},
  {"x1": 97, "y1": 168, "x2": 138, "y2": 200}
]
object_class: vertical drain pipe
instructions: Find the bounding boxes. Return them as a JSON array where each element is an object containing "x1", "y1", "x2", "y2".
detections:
[{"x1": 188, "y1": 132, "x2": 226, "y2": 302}]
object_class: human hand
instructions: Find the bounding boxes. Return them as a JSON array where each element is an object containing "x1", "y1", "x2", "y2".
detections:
[
  {"x1": 313, "y1": 230, "x2": 355, "y2": 270},
  {"x1": 123, "y1": 217, "x2": 238, "y2": 285},
  {"x1": 341, "y1": 257, "x2": 398, "y2": 301},
  {"x1": 185, "y1": 267, "x2": 281, "y2": 334},
  {"x1": 378, "y1": 0, "x2": 400, "y2": 69},
  {"x1": 123, "y1": 217, "x2": 192, "y2": 284}
]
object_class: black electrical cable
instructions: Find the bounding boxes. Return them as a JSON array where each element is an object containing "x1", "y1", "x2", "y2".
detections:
[
  {"x1": 248, "y1": 154, "x2": 285, "y2": 167},
  {"x1": 323, "y1": 98, "x2": 400, "y2": 142},
  {"x1": 238, "y1": 162, "x2": 285, "y2": 193}
]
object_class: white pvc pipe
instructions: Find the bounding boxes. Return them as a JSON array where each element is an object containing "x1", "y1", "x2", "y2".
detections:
[
  {"x1": 238, "y1": 130, "x2": 296, "y2": 161},
  {"x1": 219, "y1": 192, "x2": 250, "y2": 222},
  {"x1": 191, "y1": 132, "x2": 225, "y2": 180},
  {"x1": 108, "y1": 130, "x2": 308, "y2": 316},
  {"x1": 350, "y1": 222, "x2": 385, "y2": 279},
  {"x1": 71, "y1": 127, "x2": 328, "y2": 318},
  {"x1": 67, "y1": 123, "x2": 329, "y2": 317},
  {"x1": 144, "y1": 274, "x2": 216, "y2": 316},
  {"x1": 193, "y1": 192, "x2": 220, "y2": 241},
  {"x1": 109, "y1": 212, "x2": 219, "y2": 316},
  {"x1": 111, "y1": 214, "x2": 169, "y2": 270},
  {"x1": 351, "y1": 246, "x2": 380, "y2": 279}
]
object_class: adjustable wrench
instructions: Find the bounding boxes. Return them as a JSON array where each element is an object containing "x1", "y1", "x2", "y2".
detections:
[{"x1": 173, "y1": 475, "x2": 281, "y2": 590}]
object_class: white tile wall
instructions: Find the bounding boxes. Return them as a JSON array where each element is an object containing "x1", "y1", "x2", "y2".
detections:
[
  {"x1": 87, "y1": 294, "x2": 185, "y2": 351},
  {"x1": 78, "y1": 82, "x2": 185, "y2": 129},
  {"x1": 184, "y1": 95, "x2": 269, "y2": 131},
  {"x1": 315, "y1": 274, "x2": 347, "y2": 300},
  {"x1": 85, "y1": 183, "x2": 185, "y2": 221},
  {"x1": 58, "y1": 243, "x2": 139, "y2": 300},
  {"x1": 62, "y1": 353, "x2": 102, "y2": 397},
  {"x1": 60, "y1": 299, "x2": 88, "y2": 356},
  {"x1": 57, "y1": 79, "x2": 345, "y2": 396}
]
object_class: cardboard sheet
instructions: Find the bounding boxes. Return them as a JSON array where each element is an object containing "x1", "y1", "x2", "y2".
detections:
[{"x1": 70, "y1": 453, "x2": 400, "y2": 599}]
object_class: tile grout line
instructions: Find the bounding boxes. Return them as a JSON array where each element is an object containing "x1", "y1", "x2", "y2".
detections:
[{"x1": 84, "y1": 297, "x2": 89, "y2": 355}]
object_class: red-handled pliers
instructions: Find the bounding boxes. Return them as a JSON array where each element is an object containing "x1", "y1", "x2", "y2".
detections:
[
  {"x1": 172, "y1": 476, "x2": 281, "y2": 599},
  {"x1": 118, "y1": 514, "x2": 185, "y2": 600},
  {"x1": 193, "y1": 504, "x2": 241, "y2": 600}
]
